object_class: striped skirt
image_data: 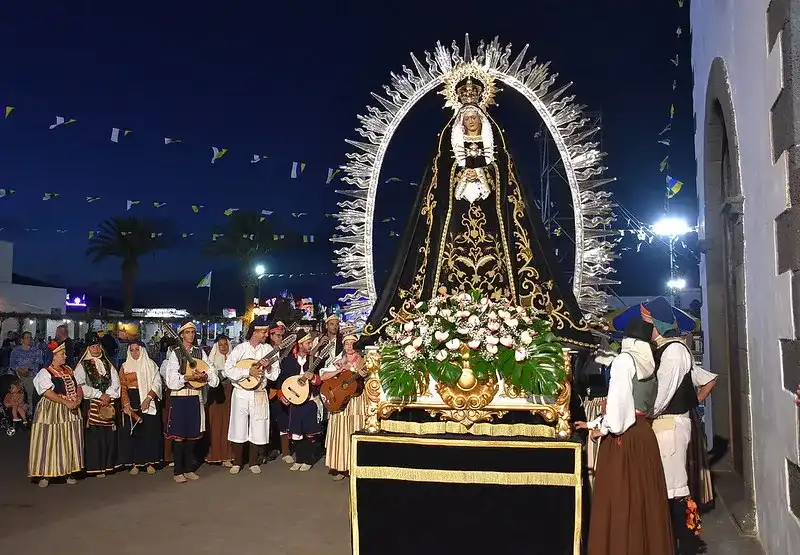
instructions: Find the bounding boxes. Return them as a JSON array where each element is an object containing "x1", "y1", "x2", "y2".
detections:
[
  {"x1": 28, "y1": 397, "x2": 84, "y2": 479},
  {"x1": 324, "y1": 393, "x2": 366, "y2": 472}
]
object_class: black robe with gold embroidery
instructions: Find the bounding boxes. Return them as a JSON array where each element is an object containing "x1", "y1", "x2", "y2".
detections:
[{"x1": 364, "y1": 109, "x2": 596, "y2": 349}]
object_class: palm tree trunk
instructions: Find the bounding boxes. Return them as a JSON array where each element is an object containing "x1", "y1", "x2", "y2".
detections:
[{"x1": 122, "y1": 262, "x2": 138, "y2": 317}]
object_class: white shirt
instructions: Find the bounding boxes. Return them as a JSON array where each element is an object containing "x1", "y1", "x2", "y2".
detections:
[
  {"x1": 587, "y1": 352, "x2": 636, "y2": 436},
  {"x1": 164, "y1": 347, "x2": 219, "y2": 391},
  {"x1": 74, "y1": 358, "x2": 120, "y2": 400},
  {"x1": 224, "y1": 341, "x2": 280, "y2": 389},
  {"x1": 652, "y1": 341, "x2": 696, "y2": 417}
]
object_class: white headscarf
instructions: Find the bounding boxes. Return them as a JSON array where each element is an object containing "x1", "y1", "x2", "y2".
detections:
[
  {"x1": 209, "y1": 339, "x2": 230, "y2": 375},
  {"x1": 620, "y1": 337, "x2": 656, "y2": 381},
  {"x1": 451, "y1": 106, "x2": 495, "y2": 166},
  {"x1": 122, "y1": 343, "x2": 162, "y2": 415}
]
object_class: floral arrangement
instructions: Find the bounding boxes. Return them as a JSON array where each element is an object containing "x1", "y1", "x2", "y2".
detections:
[{"x1": 379, "y1": 291, "x2": 565, "y2": 400}]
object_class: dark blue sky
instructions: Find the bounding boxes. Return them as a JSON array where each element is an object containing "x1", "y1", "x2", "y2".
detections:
[{"x1": 0, "y1": 0, "x2": 696, "y2": 311}]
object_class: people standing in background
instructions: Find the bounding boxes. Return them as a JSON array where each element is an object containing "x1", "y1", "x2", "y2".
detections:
[
  {"x1": 54, "y1": 325, "x2": 75, "y2": 368},
  {"x1": 10, "y1": 331, "x2": 45, "y2": 420}
]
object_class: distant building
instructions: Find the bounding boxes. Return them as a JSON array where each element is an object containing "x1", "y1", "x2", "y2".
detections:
[
  {"x1": 0, "y1": 241, "x2": 67, "y2": 338},
  {"x1": 692, "y1": 0, "x2": 800, "y2": 551}
]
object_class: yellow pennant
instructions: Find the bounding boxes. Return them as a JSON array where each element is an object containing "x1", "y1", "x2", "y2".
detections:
[
  {"x1": 669, "y1": 104, "x2": 675, "y2": 119},
  {"x1": 191, "y1": 205, "x2": 203, "y2": 213},
  {"x1": 224, "y1": 208, "x2": 239, "y2": 216},
  {"x1": 153, "y1": 202, "x2": 167, "y2": 208},
  {"x1": 4, "y1": 106, "x2": 13, "y2": 119},
  {"x1": 659, "y1": 156, "x2": 669, "y2": 173},
  {"x1": 88, "y1": 231, "x2": 95, "y2": 239}
]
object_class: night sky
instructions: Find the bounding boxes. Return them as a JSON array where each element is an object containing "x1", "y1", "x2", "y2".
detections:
[{"x1": 0, "y1": 0, "x2": 697, "y2": 312}]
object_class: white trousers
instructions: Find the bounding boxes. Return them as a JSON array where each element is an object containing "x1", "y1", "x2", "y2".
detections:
[
  {"x1": 227, "y1": 388, "x2": 270, "y2": 445},
  {"x1": 653, "y1": 412, "x2": 692, "y2": 498}
]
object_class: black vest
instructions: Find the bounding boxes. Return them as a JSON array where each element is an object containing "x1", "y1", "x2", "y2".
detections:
[{"x1": 655, "y1": 341, "x2": 698, "y2": 415}]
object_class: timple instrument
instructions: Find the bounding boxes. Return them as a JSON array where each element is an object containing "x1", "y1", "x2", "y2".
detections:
[
  {"x1": 160, "y1": 322, "x2": 210, "y2": 389},
  {"x1": 280, "y1": 336, "x2": 334, "y2": 405},
  {"x1": 236, "y1": 334, "x2": 297, "y2": 390}
]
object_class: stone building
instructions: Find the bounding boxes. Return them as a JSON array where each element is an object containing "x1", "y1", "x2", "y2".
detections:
[{"x1": 691, "y1": 0, "x2": 800, "y2": 551}]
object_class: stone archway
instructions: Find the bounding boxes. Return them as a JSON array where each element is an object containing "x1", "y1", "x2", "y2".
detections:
[{"x1": 701, "y1": 57, "x2": 755, "y2": 532}]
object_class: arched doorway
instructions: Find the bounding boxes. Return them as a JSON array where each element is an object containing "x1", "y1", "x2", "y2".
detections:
[{"x1": 701, "y1": 59, "x2": 755, "y2": 533}]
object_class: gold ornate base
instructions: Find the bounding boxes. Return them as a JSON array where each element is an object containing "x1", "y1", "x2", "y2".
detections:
[{"x1": 363, "y1": 348, "x2": 573, "y2": 439}]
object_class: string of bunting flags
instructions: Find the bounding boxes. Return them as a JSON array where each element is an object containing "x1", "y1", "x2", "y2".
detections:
[{"x1": 659, "y1": 0, "x2": 686, "y2": 203}]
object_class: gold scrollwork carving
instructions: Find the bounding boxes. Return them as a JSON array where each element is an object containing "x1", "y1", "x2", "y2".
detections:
[{"x1": 362, "y1": 349, "x2": 383, "y2": 433}]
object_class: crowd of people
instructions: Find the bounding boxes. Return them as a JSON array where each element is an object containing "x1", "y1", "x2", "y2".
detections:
[{"x1": 15, "y1": 313, "x2": 368, "y2": 487}]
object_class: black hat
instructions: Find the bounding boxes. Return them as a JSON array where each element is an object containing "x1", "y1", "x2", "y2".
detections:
[
  {"x1": 86, "y1": 333, "x2": 101, "y2": 346},
  {"x1": 622, "y1": 317, "x2": 654, "y2": 343},
  {"x1": 245, "y1": 315, "x2": 271, "y2": 340}
]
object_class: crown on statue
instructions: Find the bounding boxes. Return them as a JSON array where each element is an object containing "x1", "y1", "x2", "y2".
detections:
[{"x1": 441, "y1": 61, "x2": 498, "y2": 112}]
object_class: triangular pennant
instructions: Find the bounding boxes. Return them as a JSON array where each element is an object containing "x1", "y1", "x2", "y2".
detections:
[
  {"x1": 224, "y1": 208, "x2": 239, "y2": 216},
  {"x1": 153, "y1": 202, "x2": 167, "y2": 208},
  {"x1": 164, "y1": 137, "x2": 182, "y2": 144},
  {"x1": 4, "y1": 106, "x2": 13, "y2": 119},
  {"x1": 42, "y1": 192, "x2": 59, "y2": 200},
  {"x1": 211, "y1": 147, "x2": 228, "y2": 164},
  {"x1": 86, "y1": 196, "x2": 101, "y2": 203},
  {"x1": 326, "y1": 168, "x2": 341, "y2": 184},
  {"x1": 126, "y1": 200, "x2": 140, "y2": 210}
]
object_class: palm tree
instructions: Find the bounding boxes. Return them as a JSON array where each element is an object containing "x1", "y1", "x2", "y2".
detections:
[
  {"x1": 86, "y1": 216, "x2": 172, "y2": 316},
  {"x1": 204, "y1": 211, "x2": 288, "y2": 311}
]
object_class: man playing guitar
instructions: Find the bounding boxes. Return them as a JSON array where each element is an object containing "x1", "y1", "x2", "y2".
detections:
[
  {"x1": 223, "y1": 316, "x2": 280, "y2": 475},
  {"x1": 266, "y1": 321, "x2": 288, "y2": 462},
  {"x1": 276, "y1": 330, "x2": 325, "y2": 472},
  {"x1": 163, "y1": 321, "x2": 219, "y2": 484}
]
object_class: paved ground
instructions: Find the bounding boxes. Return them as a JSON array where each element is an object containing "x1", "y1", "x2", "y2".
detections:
[{"x1": 0, "y1": 430, "x2": 764, "y2": 555}]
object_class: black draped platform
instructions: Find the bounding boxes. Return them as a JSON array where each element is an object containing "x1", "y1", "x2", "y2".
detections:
[{"x1": 349, "y1": 432, "x2": 584, "y2": 555}]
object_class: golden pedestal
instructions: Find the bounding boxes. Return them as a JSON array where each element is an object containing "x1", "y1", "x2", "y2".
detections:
[{"x1": 362, "y1": 346, "x2": 574, "y2": 439}]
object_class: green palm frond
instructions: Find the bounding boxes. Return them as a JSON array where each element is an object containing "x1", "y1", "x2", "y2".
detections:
[{"x1": 85, "y1": 216, "x2": 172, "y2": 265}]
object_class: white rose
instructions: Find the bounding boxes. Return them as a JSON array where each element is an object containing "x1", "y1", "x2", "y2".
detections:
[
  {"x1": 440, "y1": 309, "x2": 452, "y2": 318},
  {"x1": 435, "y1": 349, "x2": 448, "y2": 361},
  {"x1": 455, "y1": 310, "x2": 470, "y2": 319},
  {"x1": 400, "y1": 336, "x2": 412, "y2": 345},
  {"x1": 419, "y1": 325, "x2": 429, "y2": 337},
  {"x1": 514, "y1": 348, "x2": 527, "y2": 362},
  {"x1": 505, "y1": 318, "x2": 519, "y2": 329},
  {"x1": 520, "y1": 331, "x2": 533, "y2": 345},
  {"x1": 457, "y1": 327, "x2": 470, "y2": 335},
  {"x1": 404, "y1": 345, "x2": 418, "y2": 358},
  {"x1": 446, "y1": 338, "x2": 461, "y2": 351},
  {"x1": 485, "y1": 335, "x2": 499, "y2": 345},
  {"x1": 460, "y1": 293, "x2": 471, "y2": 302},
  {"x1": 487, "y1": 320, "x2": 501, "y2": 332},
  {"x1": 403, "y1": 321, "x2": 415, "y2": 332},
  {"x1": 427, "y1": 306, "x2": 439, "y2": 316},
  {"x1": 435, "y1": 330, "x2": 449, "y2": 342},
  {"x1": 480, "y1": 297, "x2": 489, "y2": 306},
  {"x1": 467, "y1": 314, "x2": 480, "y2": 327},
  {"x1": 487, "y1": 311, "x2": 497, "y2": 319},
  {"x1": 412, "y1": 337, "x2": 423, "y2": 349},
  {"x1": 468, "y1": 339, "x2": 481, "y2": 349},
  {"x1": 498, "y1": 310, "x2": 510, "y2": 320},
  {"x1": 500, "y1": 335, "x2": 514, "y2": 347},
  {"x1": 486, "y1": 344, "x2": 498, "y2": 355},
  {"x1": 516, "y1": 306, "x2": 524, "y2": 313}
]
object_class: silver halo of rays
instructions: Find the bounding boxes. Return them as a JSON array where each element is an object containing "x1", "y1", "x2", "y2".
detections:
[{"x1": 332, "y1": 34, "x2": 619, "y2": 327}]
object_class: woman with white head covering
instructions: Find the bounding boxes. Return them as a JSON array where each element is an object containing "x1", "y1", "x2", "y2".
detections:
[
  {"x1": 118, "y1": 341, "x2": 163, "y2": 474},
  {"x1": 576, "y1": 317, "x2": 674, "y2": 555},
  {"x1": 205, "y1": 335, "x2": 234, "y2": 467}
]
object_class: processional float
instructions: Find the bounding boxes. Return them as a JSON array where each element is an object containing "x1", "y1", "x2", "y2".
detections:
[{"x1": 331, "y1": 35, "x2": 617, "y2": 441}]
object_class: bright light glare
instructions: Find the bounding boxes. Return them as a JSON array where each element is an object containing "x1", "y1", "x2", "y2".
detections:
[
  {"x1": 667, "y1": 278, "x2": 687, "y2": 290},
  {"x1": 652, "y1": 217, "x2": 692, "y2": 238},
  {"x1": 254, "y1": 264, "x2": 266, "y2": 276}
]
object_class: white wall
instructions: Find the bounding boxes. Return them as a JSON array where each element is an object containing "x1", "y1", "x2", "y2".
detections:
[
  {"x1": 692, "y1": 0, "x2": 800, "y2": 552},
  {"x1": 0, "y1": 282, "x2": 66, "y2": 315}
]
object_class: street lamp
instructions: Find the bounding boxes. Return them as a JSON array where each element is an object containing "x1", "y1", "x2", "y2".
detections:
[
  {"x1": 254, "y1": 264, "x2": 267, "y2": 301},
  {"x1": 666, "y1": 278, "x2": 687, "y2": 290}
]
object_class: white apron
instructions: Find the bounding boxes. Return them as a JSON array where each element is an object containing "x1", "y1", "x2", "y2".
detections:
[
  {"x1": 652, "y1": 412, "x2": 692, "y2": 498},
  {"x1": 227, "y1": 388, "x2": 270, "y2": 445}
]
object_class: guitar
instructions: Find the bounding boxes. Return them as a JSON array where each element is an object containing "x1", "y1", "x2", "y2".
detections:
[
  {"x1": 160, "y1": 322, "x2": 210, "y2": 389},
  {"x1": 235, "y1": 334, "x2": 298, "y2": 390},
  {"x1": 320, "y1": 358, "x2": 367, "y2": 413},
  {"x1": 280, "y1": 337, "x2": 334, "y2": 405}
]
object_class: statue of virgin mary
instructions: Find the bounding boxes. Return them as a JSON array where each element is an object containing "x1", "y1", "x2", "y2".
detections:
[{"x1": 364, "y1": 63, "x2": 595, "y2": 348}]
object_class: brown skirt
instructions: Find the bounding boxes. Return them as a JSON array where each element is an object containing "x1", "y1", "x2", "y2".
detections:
[
  {"x1": 588, "y1": 415, "x2": 674, "y2": 555},
  {"x1": 205, "y1": 381, "x2": 234, "y2": 463}
]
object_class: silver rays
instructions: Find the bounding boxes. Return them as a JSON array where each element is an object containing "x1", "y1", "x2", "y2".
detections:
[{"x1": 332, "y1": 35, "x2": 618, "y2": 326}]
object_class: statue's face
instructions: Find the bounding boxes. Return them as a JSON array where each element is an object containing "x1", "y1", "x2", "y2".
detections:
[{"x1": 463, "y1": 111, "x2": 481, "y2": 134}]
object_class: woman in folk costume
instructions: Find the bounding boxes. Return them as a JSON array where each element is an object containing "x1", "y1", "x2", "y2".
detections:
[
  {"x1": 644, "y1": 296, "x2": 707, "y2": 554},
  {"x1": 276, "y1": 330, "x2": 323, "y2": 472},
  {"x1": 164, "y1": 321, "x2": 219, "y2": 483},
  {"x1": 205, "y1": 334, "x2": 234, "y2": 467},
  {"x1": 320, "y1": 334, "x2": 368, "y2": 481},
  {"x1": 224, "y1": 316, "x2": 281, "y2": 474},
  {"x1": 577, "y1": 317, "x2": 674, "y2": 555},
  {"x1": 74, "y1": 333, "x2": 121, "y2": 478},
  {"x1": 118, "y1": 341, "x2": 163, "y2": 475},
  {"x1": 28, "y1": 342, "x2": 84, "y2": 488}
]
